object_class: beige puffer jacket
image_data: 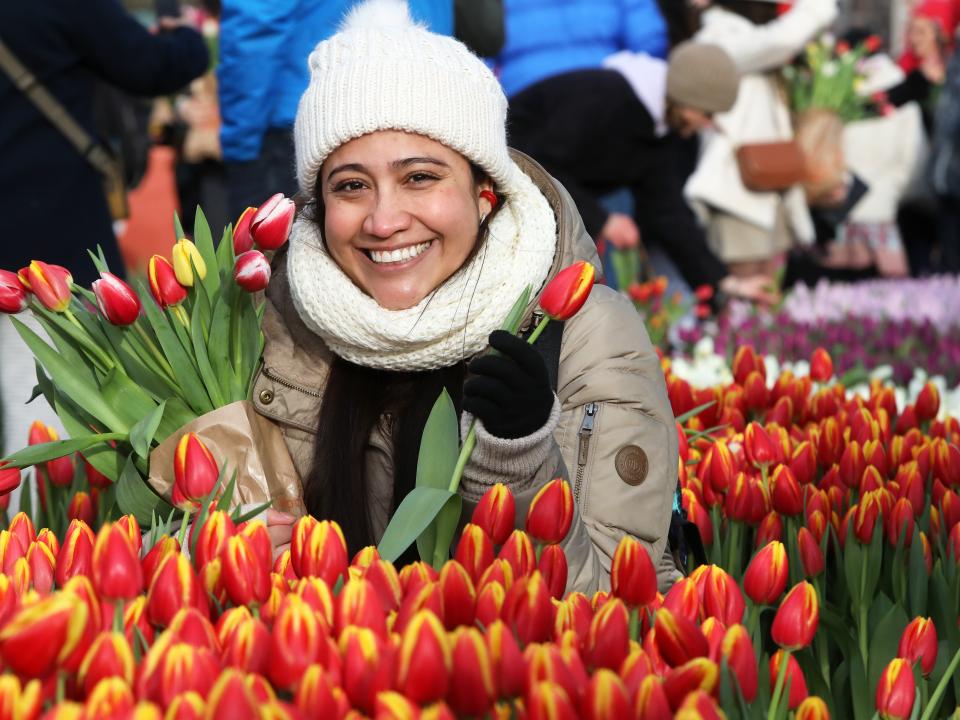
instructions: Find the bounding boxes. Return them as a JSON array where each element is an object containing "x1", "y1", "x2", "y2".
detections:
[{"x1": 250, "y1": 151, "x2": 681, "y2": 594}]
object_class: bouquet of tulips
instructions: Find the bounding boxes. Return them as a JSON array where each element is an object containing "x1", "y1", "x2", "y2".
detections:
[
  {"x1": 0, "y1": 195, "x2": 296, "y2": 528},
  {"x1": 668, "y1": 344, "x2": 960, "y2": 719}
]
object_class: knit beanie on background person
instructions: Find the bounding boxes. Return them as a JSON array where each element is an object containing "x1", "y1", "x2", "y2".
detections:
[
  {"x1": 666, "y1": 42, "x2": 740, "y2": 114},
  {"x1": 286, "y1": 0, "x2": 558, "y2": 372}
]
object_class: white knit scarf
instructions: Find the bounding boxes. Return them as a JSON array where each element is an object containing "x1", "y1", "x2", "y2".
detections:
[{"x1": 287, "y1": 163, "x2": 557, "y2": 371}]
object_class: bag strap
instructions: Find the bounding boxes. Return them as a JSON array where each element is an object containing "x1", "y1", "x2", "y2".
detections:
[{"x1": 0, "y1": 38, "x2": 114, "y2": 177}]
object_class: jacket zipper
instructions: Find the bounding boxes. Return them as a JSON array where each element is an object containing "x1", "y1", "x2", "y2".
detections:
[
  {"x1": 574, "y1": 402, "x2": 597, "y2": 505},
  {"x1": 261, "y1": 366, "x2": 323, "y2": 398}
]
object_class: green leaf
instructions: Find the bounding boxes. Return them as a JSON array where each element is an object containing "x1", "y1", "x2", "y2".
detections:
[
  {"x1": 430, "y1": 494, "x2": 462, "y2": 570},
  {"x1": 238, "y1": 292, "x2": 263, "y2": 396},
  {"x1": 867, "y1": 601, "x2": 909, "y2": 702},
  {"x1": 129, "y1": 401, "x2": 167, "y2": 460},
  {"x1": 115, "y1": 455, "x2": 174, "y2": 527},
  {"x1": 100, "y1": 367, "x2": 160, "y2": 431},
  {"x1": 11, "y1": 317, "x2": 129, "y2": 432},
  {"x1": 850, "y1": 652, "x2": 871, "y2": 720},
  {"x1": 232, "y1": 501, "x2": 272, "y2": 525},
  {"x1": 189, "y1": 292, "x2": 225, "y2": 407},
  {"x1": 501, "y1": 285, "x2": 531, "y2": 334},
  {"x1": 18, "y1": 474, "x2": 34, "y2": 522},
  {"x1": 844, "y1": 523, "x2": 862, "y2": 610},
  {"x1": 414, "y1": 390, "x2": 460, "y2": 562},
  {"x1": 207, "y1": 292, "x2": 234, "y2": 400},
  {"x1": 908, "y1": 534, "x2": 929, "y2": 618},
  {"x1": 865, "y1": 520, "x2": 884, "y2": 601},
  {"x1": 174, "y1": 212, "x2": 185, "y2": 242},
  {"x1": 378, "y1": 487, "x2": 457, "y2": 563},
  {"x1": 216, "y1": 223, "x2": 236, "y2": 276},
  {"x1": 676, "y1": 400, "x2": 718, "y2": 425},
  {"x1": 155, "y1": 397, "x2": 198, "y2": 445},
  {"x1": 193, "y1": 206, "x2": 221, "y2": 303},
  {"x1": 1, "y1": 433, "x2": 125, "y2": 468}
]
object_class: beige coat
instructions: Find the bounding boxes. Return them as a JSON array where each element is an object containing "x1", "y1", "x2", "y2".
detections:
[{"x1": 249, "y1": 151, "x2": 681, "y2": 594}]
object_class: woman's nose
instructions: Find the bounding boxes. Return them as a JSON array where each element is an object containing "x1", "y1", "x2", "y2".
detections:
[{"x1": 362, "y1": 191, "x2": 412, "y2": 238}]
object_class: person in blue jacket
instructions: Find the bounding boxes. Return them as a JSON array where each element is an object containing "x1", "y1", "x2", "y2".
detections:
[
  {"x1": 491, "y1": 0, "x2": 669, "y2": 99},
  {"x1": 218, "y1": 0, "x2": 453, "y2": 220}
]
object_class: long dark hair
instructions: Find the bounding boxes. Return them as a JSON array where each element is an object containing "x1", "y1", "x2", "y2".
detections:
[{"x1": 303, "y1": 162, "x2": 503, "y2": 554}]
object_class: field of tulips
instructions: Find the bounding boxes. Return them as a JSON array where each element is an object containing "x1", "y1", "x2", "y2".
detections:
[{"x1": 0, "y1": 342, "x2": 955, "y2": 718}]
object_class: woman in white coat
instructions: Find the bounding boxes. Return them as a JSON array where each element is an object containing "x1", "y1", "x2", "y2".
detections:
[{"x1": 684, "y1": 0, "x2": 838, "y2": 277}]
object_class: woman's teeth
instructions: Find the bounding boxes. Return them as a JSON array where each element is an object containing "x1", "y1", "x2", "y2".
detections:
[{"x1": 368, "y1": 241, "x2": 432, "y2": 265}]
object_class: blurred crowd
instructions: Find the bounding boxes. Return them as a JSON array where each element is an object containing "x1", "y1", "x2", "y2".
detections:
[{"x1": 3, "y1": 0, "x2": 960, "y2": 452}]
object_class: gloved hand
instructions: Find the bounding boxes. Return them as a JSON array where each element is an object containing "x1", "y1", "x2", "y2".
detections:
[{"x1": 462, "y1": 330, "x2": 554, "y2": 439}]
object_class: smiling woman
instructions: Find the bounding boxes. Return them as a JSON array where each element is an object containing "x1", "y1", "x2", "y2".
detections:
[{"x1": 202, "y1": 0, "x2": 684, "y2": 594}]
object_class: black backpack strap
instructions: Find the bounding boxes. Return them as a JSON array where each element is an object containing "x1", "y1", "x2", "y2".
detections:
[{"x1": 523, "y1": 318, "x2": 564, "y2": 392}]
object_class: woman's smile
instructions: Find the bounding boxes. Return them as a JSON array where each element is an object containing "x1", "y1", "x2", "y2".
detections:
[{"x1": 360, "y1": 238, "x2": 436, "y2": 267}]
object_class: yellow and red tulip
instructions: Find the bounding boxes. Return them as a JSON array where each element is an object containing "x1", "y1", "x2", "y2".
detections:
[
  {"x1": 720, "y1": 624, "x2": 758, "y2": 702},
  {"x1": 795, "y1": 696, "x2": 831, "y2": 720},
  {"x1": 0, "y1": 675, "x2": 41, "y2": 720},
  {"x1": 454, "y1": 523, "x2": 495, "y2": 584},
  {"x1": 171, "y1": 238, "x2": 207, "y2": 287},
  {"x1": 250, "y1": 193, "x2": 296, "y2": 251},
  {"x1": 22, "y1": 260, "x2": 72, "y2": 312},
  {"x1": 470, "y1": 483, "x2": 516, "y2": 546},
  {"x1": 662, "y1": 577, "x2": 701, "y2": 623},
  {"x1": 539, "y1": 544, "x2": 568, "y2": 599},
  {"x1": 140, "y1": 534, "x2": 180, "y2": 587},
  {"x1": 809, "y1": 347, "x2": 833, "y2": 382},
  {"x1": 580, "y1": 668, "x2": 630, "y2": 720},
  {"x1": 526, "y1": 479, "x2": 574, "y2": 545},
  {"x1": 743, "y1": 540, "x2": 788, "y2": 605},
  {"x1": 340, "y1": 626, "x2": 395, "y2": 715},
  {"x1": 438, "y1": 559, "x2": 477, "y2": 630},
  {"x1": 296, "y1": 520, "x2": 348, "y2": 587},
  {"x1": 503, "y1": 571, "x2": 555, "y2": 645},
  {"x1": 915, "y1": 382, "x2": 940, "y2": 422},
  {"x1": 448, "y1": 627, "x2": 497, "y2": 717},
  {"x1": 876, "y1": 657, "x2": 916, "y2": 720},
  {"x1": 149, "y1": 642, "x2": 220, "y2": 707},
  {"x1": 66, "y1": 491, "x2": 94, "y2": 525},
  {"x1": 221, "y1": 534, "x2": 270, "y2": 607},
  {"x1": 661, "y1": 657, "x2": 719, "y2": 710},
  {"x1": 360, "y1": 557, "x2": 402, "y2": 612},
  {"x1": 147, "y1": 255, "x2": 187, "y2": 308},
  {"x1": 486, "y1": 619, "x2": 525, "y2": 698},
  {"x1": 610, "y1": 535, "x2": 657, "y2": 609},
  {"x1": 898, "y1": 616, "x2": 938, "y2": 676},
  {"x1": 164, "y1": 691, "x2": 206, "y2": 720},
  {"x1": 476, "y1": 580, "x2": 506, "y2": 627},
  {"x1": 233, "y1": 206, "x2": 258, "y2": 254},
  {"x1": 732, "y1": 345, "x2": 765, "y2": 386},
  {"x1": 173, "y1": 433, "x2": 220, "y2": 508},
  {"x1": 395, "y1": 610, "x2": 451, "y2": 704},
  {"x1": 234, "y1": 250, "x2": 272, "y2": 293},
  {"x1": 634, "y1": 675, "x2": 672, "y2": 720},
  {"x1": 744, "y1": 422, "x2": 780, "y2": 470},
  {"x1": 85, "y1": 677, "x2": 136, "y2": 718},
  {"x1": 293, "y1": 665, "x2": 340, "y2": 717},
  {"x1": 797, "y1": 526, "x2": 825, "y2": 578},
  {"x1": 539, "y1": 261, "x2": 595, "y2": 321},
  {"x1": 584, "y1": 597, "x2": 630, "y2": 670},
  {"x1": 497, "y1": 529, "x2": 536, "y2": 578},
  {"x1": 92, "y1": 522, "x2": 143, "y2": 601},
  {"x1": 0, "y1": 592, "x2": 88, "y2": 677},
  {"x1": 702, "y1": 565, "x2": 745, "y2": 626},
  {"x1": 0, "y1": 464, "x2": 21, "y2": 497},
  {"x1": 146, "y1": 551, "x2": 207, "y2": 627},
  {"x1": 334, "y1": 577, "x2": 387, "y2": 637},
  {"x1": 525, "y1": 680, "x2": 578, "y2": 720},
  {"x1": 771, "y1": 581, "x2": 819, "y2": 651},
  {"x1": 25, "y1": 541, "x2": 55, "y2": 595},
  {"x1": 0, "y1": 269, "x2": 28, "y2": 314},
  {"x1": 267, "y1": 594, "x2": 325, "y2": 690},
  {"x1": 77, "y1": 631, "x2": 134, "y2": 696},
  {"x1": 654, "y1": 607, "x2": 709, "y2": 668}
]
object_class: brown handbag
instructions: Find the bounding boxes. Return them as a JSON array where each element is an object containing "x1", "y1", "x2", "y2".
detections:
[{"x1": 735, "y1": 140, "x2": 808, "y2": 193}]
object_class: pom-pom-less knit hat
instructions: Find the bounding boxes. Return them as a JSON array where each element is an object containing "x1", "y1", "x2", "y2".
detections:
[{"x1": 294, "y1": 0, "x2": 515, "y2": 197}]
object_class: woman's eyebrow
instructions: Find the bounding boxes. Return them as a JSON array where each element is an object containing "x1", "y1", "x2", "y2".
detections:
[
  {"x1": 390, "y1": 156, "x2": 449, "y2": 169},
  {"x1": 325, "y1": 162, "x2": 367, "y2": 180}
]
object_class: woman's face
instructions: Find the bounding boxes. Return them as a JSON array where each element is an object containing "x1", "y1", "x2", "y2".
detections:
[
  {"x1": 319, "y1": 131, "x2": 494, "y2": 310},
  {"x1": 909, "y1": 17, "x2": 941, "y2": 58}
]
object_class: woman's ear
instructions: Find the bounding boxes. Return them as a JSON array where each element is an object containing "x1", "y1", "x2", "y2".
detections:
[{"x1": 477, "y1": 179, "x2": 497, "y2": 219}]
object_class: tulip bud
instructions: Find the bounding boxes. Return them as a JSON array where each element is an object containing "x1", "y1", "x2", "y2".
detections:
[
  {"x1": 205, "y1": 668, "x2": 259, "y2": 719},
  {"x1": 221, "y1": 533, "x2": 271, "y2": 607},
  {"x1": 634, "y1": 675, "x2": 672, "y2": 720},
  {"x1": 147, "y1": 550, "x2": 208, "y2": 627},
  {"x1": 768, "y1": 650, "x2": 809, "y2": 710},
  {"x1": 92, "y1": 523, "x2": 144, "y2": 601},
  {"x1": 538, "y1": 544, "x2": 568, "y2": 599},
  {"x1": 340, "y1": 626, "x2": 395, "y2": 714},
  {"x1": 610, "y1": 535, "x2": 657, "y2": 609},
  {"x1": 662, "y1": 657, "x2": 719, "y2": 710},
  {"x1": 743, "y1": 541, "x2": 789, "y2": 605},
  {"x1": 539, "y1": 261, "x2": 595, "y2": 321},
  {"x1": 0, "y1": 269, "x2": 28, "y2": 314},
  {"x1": 585, "y1": 597, "x2": 630, "y2": 670},
  {"x1": 62, "y1": 491, "x2": 93, "y2": 527},
  {"x1": 744, "y1": 422, "x2": 779, "y2": 470},
  {"x1": 171, "y1": 239, "x2": 207, "y2": 287},
  {"x1": 438, "y1": 560, "x2": 477, "y2": 630},
  {"x1": 268, "y1": 594, "x2": 325, "y2": 690},
  {"x1": 0, "y1": 675, "x2": 41, "y2": 720},
  {"x1": 26, "y1": 542, "x2": 55, "y2": 595},
  {"x1": 525, "y1": 680, "x2": 578, "y2": 720},
  {"x1": 771, "y1": 581, "x2": 819, "y2": 651},
  {"x1": 293, "y1": 665, "x2": 339, "y2": 717},
  {"x1": 78, "y1": 631, "x2": 134, "y2": 695},
  {"x1": 525, "y1": 478, "x2": 574, "y2": 544},
  {"x1": 698, "y1": 440, "x2": 737, "y2": 494},
  {"x1": 654, "y1": 607, "x2": 709, "y2": 667},
  {"x1": 898, "y1": 616, "x2": 938, "y2": 676},
  {"x1": 454, "y1": 523, "x2": 495, "y2": 583},
  {"x1": 231, "y1": 206, "x2": 258, "y2": 254},
  {"x1": 123, "y1": 595, "x2": 153, "y2": 647},
  {"x1": 472, "y1": 483, "x2": 516, "y2": 545},
  {"x1": 503, "y1": 571, "x2": 555, "y2": 645},
  {"x1": 147, "y1": 255, "x2": 187, "y2": 308},
  {"x1": 579, "y1": 668, "x2": 630, "y2": 720},
  {"x1": 23, "y1": 260, "x2": 72, "y2": 312},
  {"x1": 771, "y1": 464, "x2": 803, "y2": 516},
  {"x1": 721, "y1": 624, "x2": 758, "y2": 702},
  {"x1": 798, "y1": 527, "x2": 825, "y2": 578},
  {"x1": 915, "y1": 382, "x2": 940, "y2": 422},
  {"x1": 703, "y1": 565, "x2": 745, "y2": 626},
  {"x1": 394, "y1": 610, "x2": 451, "y2": 704},
  {"x1": 296, "y1": 520, "x2": 348, "y2": 586},
  {"x1": 0, "y1": 464, "x2": 21, "y2": 496},
  {"x1": 173, "y1": 433, "x2": 220, "y2": 508},
  {"x1": 677, "y1": 689, "x2": 725, "y2": 719},
  {"x1": 85, "y1": 676, "x2": 136, "y2": 717},
  {"x1": 497, "y1": 529, "x2": 536, "y2": 578},
  {"x1": 141, "y1": 534, "x2": 180, "y2": 588},
  {"x1": 149, "y1": 642, "x2": 220, "y2": 707},
  {"x1": 876, "y1": 657, "x2": 915, "y2": 720},
  {"x1": 0, "y1": 592, "x2": 88, "y2": 677},
  {"x1": 92, "y1": 271, "x2": 141, "y2": 325},
  {"x1": 165, "y1": 691, "x2": 206, "y2": 720},
  {"x1": 250, "y1": 193, "x2": 296, "y2": 250},
  {"x1": 334, "y1": 577, "x2": 387, "y2": 637},
  {"x1": 809, "y1": 347, "x2": 833, "y2": 382},
  {"x1": 232, "y1": 249, "x2": 272, "y2": 293}
]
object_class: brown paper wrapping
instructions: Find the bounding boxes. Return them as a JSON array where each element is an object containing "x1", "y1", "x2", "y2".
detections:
[{"x1": 148, "y1": 400, "x2": 306, "y2": 517}]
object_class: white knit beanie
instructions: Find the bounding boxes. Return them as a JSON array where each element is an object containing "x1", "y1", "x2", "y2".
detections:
[{"x1": 294, "y1": 0, "x2": 515, "y2": 196}]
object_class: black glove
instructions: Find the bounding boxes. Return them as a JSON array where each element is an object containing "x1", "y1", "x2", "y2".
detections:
[{"x1": 462, "y1": 330, "x2": 554, "y2": 440}]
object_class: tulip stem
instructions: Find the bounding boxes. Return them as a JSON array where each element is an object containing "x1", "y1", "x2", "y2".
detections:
[
  {"x1": 526, "y1": 316, "x2": 550, "y2": 345},
  {"x1": 177, "y1": 508, "x2": 193, "y2": 552},
  {"x1": 133, "y1": 321, "x2": 177, "y2": 383},
  {"x1": 767, "y1": 649, "x2": 791, "y2": 720},
  {"x1": 628, "y1": 607, "x2": 640, "y2": 642},
  {"x1": 919, "y1": 646, "x2": 960, "y2": 720},
  {"x1": 858, "y1": 555, "x2": 869, "y2": 666},
  {"x1": 60, "y1": 306, "x2": 116, "y2": 372},
  {"x1": 449, "y1": 422, "x2": 477, "y2": 494},
  {"x1": 56, "y1": 672, "x2": 66, "y2": 704},
  {"x1": 112, "y1": 601, "x2": 124, "y2": 634}
]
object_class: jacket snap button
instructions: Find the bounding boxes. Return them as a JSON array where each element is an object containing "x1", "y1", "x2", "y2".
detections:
[
  {"x1": 259, "y1": 389, "x2": 274, "y2": 405},
  {"x1": 615, "y1": 445, "x2": 648, "y2": 486}
]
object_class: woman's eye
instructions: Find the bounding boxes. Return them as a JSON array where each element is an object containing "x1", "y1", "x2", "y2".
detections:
[
  {"x1": 333, "y1": 180, "x2": 366, "y2": 193},
  {"x1": 407, "y1": 172, "x2": 438, "y2": 184}
]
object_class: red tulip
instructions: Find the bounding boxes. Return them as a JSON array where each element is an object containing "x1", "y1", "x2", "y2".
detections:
[
  {"x1": 698, "y1": 440, "x2": 737, "y2": 493},
  {"x1": 539, "y1": 543, "x2": 568, "y2": 599},
  {"x1": 340, "y1": 626, "x2": 395, "y2": 714},
  {"x1": 173, "y1": 433, "x2": 220, "y2": 508},
  {"x1": 876, "y1": 658, "x2": 915, "y2": 720},
  {"x1": 743, "y1": 541, "x2": 788, "y2": 605},
  {"x1": 22, "y1": 260, "x2": 72, "y2": 312},
  {"x1": 234, "y1": 250, "x2": 271, "y2": 292},
  {"x1": 360, "y1": 557, "x2": 402, "y2": 612},
  {"x1": 486, "y1": 619, "x2": 525, "y2": 699},
  {"x1": 526, "y1": 478, "x2": 574, "y2": 544},
  {"x1": 268, "y1": 594, "x2": 325, "y2": 690},
  {"x1": 810, "y1": 347, "x2": 833, "y2": 382},
  {"x1": 702, "y1": 565, "x2": 745, "y2": 625},
  {"x1": 769, "y1": 650, "x2": 808, "y2": 710},
  {"x1": 147, "y1": 255, "x2": 187, "y2": 308},
  {"x1": 744, "y1": 422, "x2": 779, "y2": 470},
  {"x1": 85, "y1": 677, "x2": 136, "y2": 717},
  {"x1": 898, "y1": 616, "x2": 938, "y2": 676},
  {"x1": 654, "y1": 607, "x2": 709, "y2": 667},
  {"x1": 580, "y1": 668, "x2": 630, "y2": 720},
  {"x1": 0, "y1": 593, "x2": 88, "y2": 677},
  {"x1": 732, "y1": 346, "x2": 764, "y2": 386},
  {"x1": 77, "y1": 631, "x2": 134, "y2": 695},
  {"x1": 471, "y1": 483, "x2": 516, "y2": 545},
  {"x1": 503, "y1": 571, "x2": 555, "y2": 645},
  {"x1": 250, "y1": 193, "x2": 296, "y2": 250},
  {"x1": 771, "y1": 581, "x2": 819, "y2": 651},
  {"x1": 611, "y1": 534, "x2": 657, "y2": 609},
  {"x1": 915, "y1": 382, "x2": 940, "y2": 422},
  {"x1": 437, "y1": 560, "x2": 476, "y2": 630},
  {"x1": 26, "y1": 542, "x2": 55, "y2": 595},
  {"x1": 454, "y1": 523, "x2": 494, "y2": 583},
  {"x1": 0, "y1": 269, "x2": 28, "y2": 313},
  {"x1": 448, "y1": 627, "x2": 497, "y2": 717},
  {"x1": 394, "y1": 610, "x2": 451, "y2": 704},
  {"x1": 66, "y1": 491, "x2": 94, "y2": 526},
  {"x1": 525, "y1": 680, "x2": 578, "y2": 720},
  {"x1": 771, "y1": 464, "x2": 803, "y2": 516},
  {"x1": 0, "y1": 464, "x2": 20, "y2": 496},
  {"x1": 497, "y1": 529, "x2": 536, "y2": 578},
  {"x1": 585, "y1": 597, "x2": 630, "y2": 670},
  {"x1": 539, "y1": 261, "x2": 596, "y2": 321},
  {"x1": 221, "y1": 534, "x2": 270, "y2": 607},
  {"x1": 721, "y1": 624, "x2": 758, "y2": 702},
  {"x1": 146, "y1": 550, "x2": 208, "y2": 627},
  {"x1": 0, "y1": 676, "x2": 41, "y2": 719},
  {"x1": 193, "y1": 509, "x2": 237, "y2": 570},
  {"x1": 795, "y1": 696, "x2": 831, "y2": 720},
  {"x1": 55, "y1": 520, "x2": 94, "y2": 587},
  {"x1": 92, "y1": 523, "x2": 143, "y2": 601},
  {"x1": 233, "y1": 206, "x2": 257, "y2": 254},
  {"x1": 205, "y1": 668, "x2": 259, "y2": 720},
  {"x1": 797, "y1": 527, "x2": 825, "y2": 577},
  {"x1": 295, "y1": 520, "x2": 348, "y2": 586},
  {"x1": 335, "y1": 577, "x2": 386, "y2": 637},
  {"x1": 294, "y1": 665, "x2": 339, "y2": 717},
  {"x1": 662, "y1": 657, "x2": 719, "y2": 710},
  {"x1": 144, "y1": 642, "x2": 220, "y2": 707},
  {"x1": 92, "y1": 271, "x2": 141, "y2": 325},
  {"x1": 634, "y1": 675, "x2": 672, "y2": 720}
]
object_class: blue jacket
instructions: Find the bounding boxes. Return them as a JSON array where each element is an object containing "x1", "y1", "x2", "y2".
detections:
[
  {"x1": 218, "y1": 0, "x2": 453, "y2": 163},
  {"x1": 493, "y1": 0, "x2": 668, "y2": 98}
]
